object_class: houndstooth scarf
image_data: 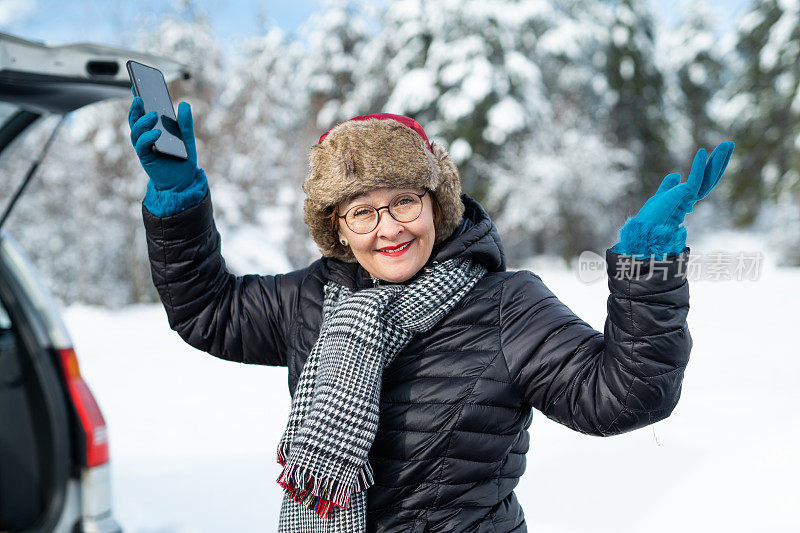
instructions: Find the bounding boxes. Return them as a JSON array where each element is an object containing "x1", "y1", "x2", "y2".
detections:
[{"x1": 276, "y1": 256, "x2": 487, "y2": 532}]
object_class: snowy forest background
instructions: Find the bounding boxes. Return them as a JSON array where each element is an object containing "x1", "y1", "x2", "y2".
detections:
[{"x1": 2, "y1": 0, "x2": 799, "y2": 307}]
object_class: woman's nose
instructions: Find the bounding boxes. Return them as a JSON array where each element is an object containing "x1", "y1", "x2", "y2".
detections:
[{"x1": 375, "y1": 210, "x2": 404, "y2": 238}]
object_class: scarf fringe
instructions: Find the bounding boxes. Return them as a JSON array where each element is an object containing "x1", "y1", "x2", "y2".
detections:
[{"x1": 276, "y1": 453, "x2": 375, "y2": 519}]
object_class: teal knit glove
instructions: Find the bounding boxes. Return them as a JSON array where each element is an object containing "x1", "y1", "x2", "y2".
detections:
[
  {"x1": 612, "y1": 141, "x2": 734, "y2": 259},
  {"x1": 127, "y1": 90, "x2": 208, "y2": 216}
]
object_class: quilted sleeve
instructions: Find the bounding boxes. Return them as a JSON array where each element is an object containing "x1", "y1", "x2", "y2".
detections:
[
  {"x1": 142, "y1": 188, "x2": 306, "y2": 366},
  {"x1": 499, "y1": 247, "x2": 692, "y2": 436}
]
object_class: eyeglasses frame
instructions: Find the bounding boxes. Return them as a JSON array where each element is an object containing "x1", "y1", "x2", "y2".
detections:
[{"x1": 337, "y1": 189, "x2": 429, "y2": 234}]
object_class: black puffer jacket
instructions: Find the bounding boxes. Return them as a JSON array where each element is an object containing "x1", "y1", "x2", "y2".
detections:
[{"x1": 143, "y1": 191, "x2": 692, "y2": 533}]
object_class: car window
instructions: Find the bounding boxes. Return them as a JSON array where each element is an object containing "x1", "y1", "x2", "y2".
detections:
[{"x1": 0, "y1": 102, "x2": 20, "y2": 130}]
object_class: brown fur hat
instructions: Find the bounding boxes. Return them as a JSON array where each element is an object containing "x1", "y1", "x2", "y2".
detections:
[{"x1": 302, "y1": 113, "x2": 464, "y2": 263}]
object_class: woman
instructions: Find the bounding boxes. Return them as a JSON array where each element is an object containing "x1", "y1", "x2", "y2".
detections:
[{"x1": 128, "y1": 97, "x2": 733, "y2": 532}]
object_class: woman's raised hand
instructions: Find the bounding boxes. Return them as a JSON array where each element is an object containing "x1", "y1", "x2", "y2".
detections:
[
  {"x1": 127, "y1": 92, "x2": 202, "y2": 192},
  {"x1": 633, "y1": 141, "x2": 735, "y2": 229}
]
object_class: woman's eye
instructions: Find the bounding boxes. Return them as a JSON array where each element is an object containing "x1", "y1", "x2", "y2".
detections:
[
  {"x1": 395, "y1": 196, "x2": 417, "y2": 206},
  {"x1": 353, "y1": 209, "x2": 371, "y2": 217}
]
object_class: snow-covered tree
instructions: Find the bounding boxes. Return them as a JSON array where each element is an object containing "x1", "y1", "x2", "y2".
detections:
[
  {"x1": 299, "y1": 0, "x2": 374, "y2": 125},
  {"x1": 719, "y1": 0, "x2": 800, "y2": 234},
  {"x1": 484, "y1": 0, "x2": 637, "y2": 260},
  {"x1": 604, "y1": 0, "x2": 674, "y2": 210},
  {"x1": 657, "y1": 0, "x2": 729, "y2": 156}
]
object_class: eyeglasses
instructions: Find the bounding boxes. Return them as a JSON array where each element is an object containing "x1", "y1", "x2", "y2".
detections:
[{"x1": 338, "y1": 190, "x2": 428, "y2": 234}]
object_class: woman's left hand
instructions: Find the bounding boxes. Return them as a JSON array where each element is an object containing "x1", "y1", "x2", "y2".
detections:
[{"x1": 633, "y1": 141, "x2": 735, "y2": 228}]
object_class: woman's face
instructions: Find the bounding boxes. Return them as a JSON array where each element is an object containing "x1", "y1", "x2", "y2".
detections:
[{"x1": 337, "y1": 187, "x2": 436, "y2": 283}]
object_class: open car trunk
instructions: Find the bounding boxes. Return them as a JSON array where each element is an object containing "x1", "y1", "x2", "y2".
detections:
[
  {"x1": 0, "y1": 31, "x2": 191, "y2": 532},
  {"x1": 0, "y1": 259, "x2": 72, "y2": 531}
]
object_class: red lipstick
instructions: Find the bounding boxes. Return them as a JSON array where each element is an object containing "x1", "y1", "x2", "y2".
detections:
[{"x1": 377, "y1": 239, "x2": 414, "y2": 257}]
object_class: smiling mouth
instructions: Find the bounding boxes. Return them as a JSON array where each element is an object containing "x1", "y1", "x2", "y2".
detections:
[{"x1": 377, "y1": 240, "x2": 413, "y2": 252}]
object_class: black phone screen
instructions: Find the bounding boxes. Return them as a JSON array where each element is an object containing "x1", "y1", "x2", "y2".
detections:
[{"x1": 126, "y1": 60, "x2": 188, "y2": 160}]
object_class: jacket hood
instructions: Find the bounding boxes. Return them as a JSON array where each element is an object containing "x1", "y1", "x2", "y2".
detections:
[{"x1": 320, "y1": 192, "x2": 506, "y2": 291}]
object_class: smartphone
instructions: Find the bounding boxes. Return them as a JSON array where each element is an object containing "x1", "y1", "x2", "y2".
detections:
[{"x1": 126, "y1": 60, "x2": 188, "y2": 160}]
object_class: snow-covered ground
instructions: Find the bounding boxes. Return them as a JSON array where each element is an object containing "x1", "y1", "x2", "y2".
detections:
[{"x1": 63, "y1": 231, "x2": 800, "y2": 532}]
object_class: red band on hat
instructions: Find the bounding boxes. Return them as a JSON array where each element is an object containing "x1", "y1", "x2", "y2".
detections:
[{"x1": 317, "y1": 113, "x2": 433, "y2": 153}]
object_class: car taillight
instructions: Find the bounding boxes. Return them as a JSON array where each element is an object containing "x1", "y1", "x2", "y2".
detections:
[{"x1": 57, "y1": 347, "x2": 109, "y2": 467}]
